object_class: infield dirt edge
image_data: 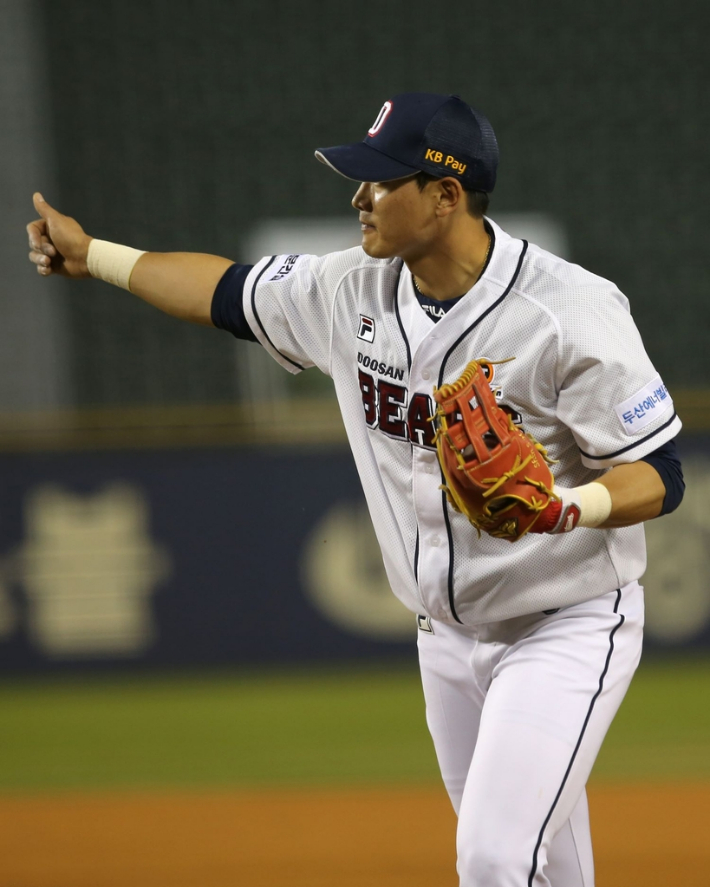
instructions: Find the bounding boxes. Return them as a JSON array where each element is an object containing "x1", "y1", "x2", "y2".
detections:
[{"x1": 0, "y1": 781, "x2": 707, "y2": 886}]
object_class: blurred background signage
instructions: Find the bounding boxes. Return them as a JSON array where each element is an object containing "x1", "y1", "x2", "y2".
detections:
[{"x1": 0, "y1": 441, "x2": 708, "y2": 671}]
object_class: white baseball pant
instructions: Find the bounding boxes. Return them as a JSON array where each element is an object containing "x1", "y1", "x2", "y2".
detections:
[{"x1": 417, "y1": 581, "x2": 644, "y2": 887}]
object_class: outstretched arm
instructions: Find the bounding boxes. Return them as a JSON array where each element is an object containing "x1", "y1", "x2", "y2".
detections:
[{"x1": 27, "y1": 193, "x2": 233, "y2": 325}]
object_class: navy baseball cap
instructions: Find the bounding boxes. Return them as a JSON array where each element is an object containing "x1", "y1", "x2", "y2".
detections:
[{"x1": 315, "y1": 92, "x2": 498, "y2": 192}]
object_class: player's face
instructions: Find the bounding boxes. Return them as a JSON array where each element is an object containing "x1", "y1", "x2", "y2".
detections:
[{"x1": 352, "y1": 177, "x2": 437, "y2": 261}]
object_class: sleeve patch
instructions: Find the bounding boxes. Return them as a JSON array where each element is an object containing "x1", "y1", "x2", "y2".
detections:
[
  {"x1": 615, "y1": 375, "x2": 673, "y2": 435},
  {"x1": 269, "y1": 254, "x2": 301, "y2": 281}
]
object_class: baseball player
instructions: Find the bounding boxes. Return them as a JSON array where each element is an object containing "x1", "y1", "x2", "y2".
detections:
[{"x1": 27, "y1": 92, "x2": 684, "y2": 886}]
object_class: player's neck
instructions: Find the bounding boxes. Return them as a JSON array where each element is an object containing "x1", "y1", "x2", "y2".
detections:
[{"x1": 407, "y1": 219, "x2": 491, "y2": 302}]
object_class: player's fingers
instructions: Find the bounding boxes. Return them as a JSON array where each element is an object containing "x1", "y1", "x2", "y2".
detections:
[
  {"x1": 32, "y1": 256, "x2": 53, "y2": 275},
  {"x1": 40, "y1": 234, "x2": 56, "y2": 257},
  {"x1": 26, "y1": 218, "x2": 47, "y2": 250},
  {"x1": 29, "y1": 248, "x2": 52, "y2": 268}
]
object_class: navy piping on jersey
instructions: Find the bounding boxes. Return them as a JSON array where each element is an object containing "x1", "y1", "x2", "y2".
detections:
[
  {"x1": 437, "y1": 240, "x2": 529, "y2": 388},
  {"x1": 441, "y1": 485, "x2": 459, "y2": 621},
  {"x1": 393, "y1": 260, "x2": 418, "y2": 581},
  {"x1": 528, "y1": 588, "x2": 625, "y2": 886},
  {"x1": 250, "y1": 257, "x2": 305, "y2": 372},
  {"x1": 438, "y1": 239, "x2": 529, "y2": 624},
  {"x1": 394, "y1": 260, "x2": 413, "y2": 372},
  {"x1": 578, "y1": 411, "x2": 678, "y2": 461},
  {"x1": 413, "y1": 530, "x2": 420, "y2": 583}
]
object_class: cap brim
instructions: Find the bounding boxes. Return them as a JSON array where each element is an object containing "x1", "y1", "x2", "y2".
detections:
[{"x1": 315, "y1": 142, "x2": 420, "y2": 182}]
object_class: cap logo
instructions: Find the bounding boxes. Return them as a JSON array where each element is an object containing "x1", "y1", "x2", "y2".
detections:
[
  {"x1": 367, "y1": 101, "x2": 393, "y2": 137},
  {"x1": 424, "y1": 148, "x2": 467, "y2": 176}
]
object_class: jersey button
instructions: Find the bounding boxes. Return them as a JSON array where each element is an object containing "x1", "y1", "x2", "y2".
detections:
[
  {"x1": 421, "y1": 369, "x2": 431, "y2": 381},
  {"x1": 430, "y1": 535, "x2": 441, "y2": 547}
]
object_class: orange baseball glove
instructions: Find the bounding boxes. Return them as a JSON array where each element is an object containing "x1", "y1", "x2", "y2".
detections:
[{"x1": 431, "y1": 359, "x2": 560, "y2": 542}]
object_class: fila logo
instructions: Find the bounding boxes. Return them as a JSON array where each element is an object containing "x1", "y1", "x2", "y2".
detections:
[
  {"x1": 357, "y1": 315, "x2": 376, "y2": 343},
  {"x1": 421, "y1": 302, "x2": 446, "y2": 320},
  {"x1": 368, "y1": 101, "x2": 393, "y2": 137}
]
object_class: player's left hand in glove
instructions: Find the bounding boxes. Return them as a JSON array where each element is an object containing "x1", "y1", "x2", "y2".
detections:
[{"x1": 431, "y1": 359, "x2": 608, "y2": 542}]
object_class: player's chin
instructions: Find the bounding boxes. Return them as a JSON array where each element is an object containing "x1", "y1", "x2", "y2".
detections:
[{"x1": 360, "y1": 232, "x2": 396, "y2": 259}]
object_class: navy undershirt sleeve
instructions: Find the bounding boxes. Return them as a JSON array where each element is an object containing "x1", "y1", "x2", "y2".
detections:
[
  {"x1": 639, "y1": 437, "x2": 684, "y2": 515},
  {"x1": 210, "y1": 263, "x2": 257, "y2": 342}
]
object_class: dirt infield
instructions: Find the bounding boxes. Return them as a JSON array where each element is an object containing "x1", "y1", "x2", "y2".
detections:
[{"x1": 0, "y1": 782, "x2": 708, "y2": 886}]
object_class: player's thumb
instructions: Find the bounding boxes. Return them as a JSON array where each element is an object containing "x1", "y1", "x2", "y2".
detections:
[{"x1": 32, "y1": 192, "x2": 60, "y2": 222}]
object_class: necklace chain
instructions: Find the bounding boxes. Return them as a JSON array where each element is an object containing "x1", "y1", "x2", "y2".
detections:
[{"x1": 412, "y1": 233, "x2": 491, "y2": 298}]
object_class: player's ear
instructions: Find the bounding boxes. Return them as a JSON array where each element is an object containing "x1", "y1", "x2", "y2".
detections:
[{"x1": 434, "y1": 178, "x2": 465, "y2": 217}]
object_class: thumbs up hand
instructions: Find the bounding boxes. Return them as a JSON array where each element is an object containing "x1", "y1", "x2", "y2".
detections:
[{"x1": 27, "y1": 193, "x2": 93, "y2": 279}]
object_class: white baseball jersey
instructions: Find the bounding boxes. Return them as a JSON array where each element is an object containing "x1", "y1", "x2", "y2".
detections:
[{"x1": 242, "y1": 219, "x2": 681, "y2": 625}]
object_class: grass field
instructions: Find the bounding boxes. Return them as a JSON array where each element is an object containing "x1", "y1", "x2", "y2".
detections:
[{"x1": 1, "y1": 656, "x2": 709, "y2": 794}]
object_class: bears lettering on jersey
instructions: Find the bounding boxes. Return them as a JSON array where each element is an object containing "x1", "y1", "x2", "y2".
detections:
[
  {"x1": 357, "y1": 353, "x2": 522, "y2": 450},
  {"x1": 357, "y1": 370, "x2": 436, "y2": 448}
]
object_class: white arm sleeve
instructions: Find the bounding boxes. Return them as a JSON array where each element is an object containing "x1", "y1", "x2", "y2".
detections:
[
  {"x1": 555, "y1": 286, "x2": 681, "y2": 469},
  {"x1": 242, "y1": 251, "x2": 349, "y2": 377}
]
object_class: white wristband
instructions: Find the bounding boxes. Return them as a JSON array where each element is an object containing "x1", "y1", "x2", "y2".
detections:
[
  {"x1": 576, "y1": 482, "x2": 613, "y2": 528},
  {"x1": 87, "y1": 239, "x2": 146, "y2": 291},
  {"x1": 552, "y1": 482, "x2": 613, "y2": 532}
]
